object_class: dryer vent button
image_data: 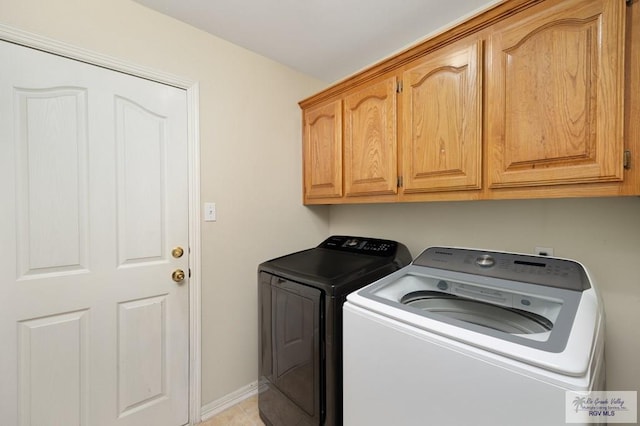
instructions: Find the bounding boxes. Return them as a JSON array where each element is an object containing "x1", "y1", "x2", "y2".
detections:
[
  {"x1": 521, "y1": 299, "x2": 531, "y2": 306},
  {"x1": 437, "y1": 280, "x2": 449, "y2": 291}
]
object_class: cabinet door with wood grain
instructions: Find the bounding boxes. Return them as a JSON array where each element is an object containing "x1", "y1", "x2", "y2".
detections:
[
  {"x1": 487, "y1": 0, "x2": 625, "y2": 189},
  {"x1": 401, "y1": 37, "x2": 483, "y2": 194},
  {"x1": 303, "y1": 99, "x2": 343, "y2": 201},
  {"x1": 344, "y1": 76, "x2": 398, "y2": 197}
]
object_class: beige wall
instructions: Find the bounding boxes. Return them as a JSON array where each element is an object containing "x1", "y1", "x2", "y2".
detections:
[
  {"x1": 329, "y1": 197, "x2": 640, "y2": 393},
  {"x1": 0, "y1": 0, "x2": 329, "y2": 407}
]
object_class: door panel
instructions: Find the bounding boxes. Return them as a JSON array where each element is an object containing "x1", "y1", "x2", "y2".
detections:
[
  {"x1": 272, "y1": 283, "x2": 320, "y2": 417},
  {"x1": 303, "y1": 100, "x2": 343, "y2": 200},
  {"x1": 271, "y1": 279, "x2": 321, "y2": 422},
  {"x1": 117, "y1": 295, "x2": 168, "y2": 416},
  {"x1": 116, "y1": 96, "x2": 168, "y2": 265},
  {"x1": 344, "y1": 76, "x2": 398, "y2": 196},
  {"x1": 487, "y1": 0, "x2": 625, "y2": 188},
  {"x1": 14, "y1": 87, "x2": 89, "y2": 277},
  {"x1": 402, "y1": 38, "x2": 482, "y2": 193},
  {"x1": 18, "y1": 310, "x2": 90, "y2": 426},
  {"x1": 0, "y1": 40, "x2": 189, "y2": 426}
]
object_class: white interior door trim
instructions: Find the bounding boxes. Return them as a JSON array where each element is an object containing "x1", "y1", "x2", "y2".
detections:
[{"x1": 0, "y1": 23, "x2": 202, "y2": 425}]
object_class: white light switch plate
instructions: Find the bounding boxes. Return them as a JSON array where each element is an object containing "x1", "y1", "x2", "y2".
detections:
[{"x1": 204, "y1": 202, "x2": 216, "y2": 222}]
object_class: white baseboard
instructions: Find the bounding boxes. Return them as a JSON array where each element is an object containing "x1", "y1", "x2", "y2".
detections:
[{"x1": 200, "y1": 381, "x2": 259, "y2": 421}]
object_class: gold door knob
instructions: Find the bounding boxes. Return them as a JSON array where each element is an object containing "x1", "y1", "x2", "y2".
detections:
[
  {"x1": 172, "y1": 246, "x2": 184, "y2": 258},
  {"x1": 172, "y1": 269, "x2": 185, "y2": 283}
]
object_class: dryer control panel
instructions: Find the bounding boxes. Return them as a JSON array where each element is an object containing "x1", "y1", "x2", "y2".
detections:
[{"x1": 318, "y1": 235, "x2": 398, "y2": 257}]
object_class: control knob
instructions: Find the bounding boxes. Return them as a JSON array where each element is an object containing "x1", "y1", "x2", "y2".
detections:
[{"x1": 476, "y1": 254, "x2": 495, "y2": 267}]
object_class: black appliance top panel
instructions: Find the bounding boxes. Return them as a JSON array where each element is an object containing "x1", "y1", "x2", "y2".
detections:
[
  {"x1": 317, "y1": 235, "x2": 400, "y2": 257},
  {"x1": 259, "y1": 235, "x2": 411, "y2": 294},
  {"x1": 413, "y1": 246, "x2": 590, "y2": 291}
]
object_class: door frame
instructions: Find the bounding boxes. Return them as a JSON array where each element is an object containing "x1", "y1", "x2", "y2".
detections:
[{"x1": 0, "y1": 24, "x2": 203, "y2": 425}]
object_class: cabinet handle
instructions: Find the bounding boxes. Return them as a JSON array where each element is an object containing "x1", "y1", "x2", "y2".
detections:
[{"x1": 624, "y1": 150, "x2": 631, "y2": 170}]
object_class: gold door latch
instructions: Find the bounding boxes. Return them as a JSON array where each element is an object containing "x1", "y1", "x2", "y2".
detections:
[
  {"x1": 172, "y1": 269, "x2": 185, "y2": 283},
  {"x1": 172, "y1": 246, "x2": 185, "y2": 258}
]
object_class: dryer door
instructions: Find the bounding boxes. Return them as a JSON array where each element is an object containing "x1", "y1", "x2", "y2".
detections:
[{"x1": 259, "y1": 273, "x2": 323, "y2": 425}]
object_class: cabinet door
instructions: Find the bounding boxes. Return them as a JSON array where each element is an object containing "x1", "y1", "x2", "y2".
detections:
[
  {"x1": 487, "y1": 0, "x2": 625, "y2": 188},
  {"x1": 303, "y1": 100, "x2": 343, "y2": 200},
  {"x1": 402, "y1": 39, "x2": 483, "y2": 193},
  {"x1": 344, "y1": 77, "x2": 398, "y2": 196}
]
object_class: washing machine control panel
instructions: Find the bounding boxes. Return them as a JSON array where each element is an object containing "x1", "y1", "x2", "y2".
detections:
[
  {"x1": 413, "y1": 247, "x2": 590, "y2": 291},
  {"x1": 318, "y1": 235, "x2": 397, "y2": 257}
]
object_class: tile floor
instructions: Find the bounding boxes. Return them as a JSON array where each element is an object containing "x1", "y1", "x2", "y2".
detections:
[{"x1": 198, "y1": 394, "x2": 265, "y2": 426}]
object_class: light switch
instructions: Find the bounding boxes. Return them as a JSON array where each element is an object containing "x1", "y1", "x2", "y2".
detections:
[{"x1": 204, "y1": 202, "x2": 216, "y2": 222}]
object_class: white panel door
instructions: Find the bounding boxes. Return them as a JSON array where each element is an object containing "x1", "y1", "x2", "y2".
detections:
[{"x1": 0, "y1": 40, "x2": 189, "y2": 426}]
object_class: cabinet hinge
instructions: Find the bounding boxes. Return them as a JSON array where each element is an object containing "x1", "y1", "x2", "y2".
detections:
[
  {"x1": 188, "y1": 268, "x2": 192, "y2": 278},
  {"x1": 624, "y1": 150, "x2": 632, "y2": 170},
  {"x1": 396, "y1": 81, "x2": 403, "y2": 93},
  {"x1": 397, "y1": 176, "x2": 403, "y2": 187}
]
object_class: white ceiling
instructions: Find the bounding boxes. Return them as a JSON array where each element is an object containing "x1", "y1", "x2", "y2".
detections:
[{"x1": 134, "y1": 0, "x2": 499, "y2": 83}]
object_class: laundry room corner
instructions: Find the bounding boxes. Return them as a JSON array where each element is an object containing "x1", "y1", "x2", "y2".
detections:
[{"x1": 328, "y1": 197, "x2": 640, "y2": 396}]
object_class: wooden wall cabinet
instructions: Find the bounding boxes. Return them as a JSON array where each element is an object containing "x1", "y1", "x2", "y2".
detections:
[
  {"x1": 401, "y1": 38, "x2": 483, "y2": 194},
  {"x1": 302, "y1": 77, "x2": 399, "y2": 204},
  {"x1": 344, "y1": 76, "x2": 398, "y2": 197},
  {"x1": 300, "y1": 0, "x2": 636, "y2": 205},
  {"x1": 302, "y1": 39, "x2": 481, "y2": 205},
  {"x1": 302, "y1": 99, "x2": 342, "y2": 200},
  {"x1": 487, "y1": 0, "x2": 626, "y2": 189}
]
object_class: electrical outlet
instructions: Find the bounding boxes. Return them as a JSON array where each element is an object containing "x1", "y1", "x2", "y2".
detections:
[{"x1": 535, "y1": 246, "x2": 554, "y2": 256}]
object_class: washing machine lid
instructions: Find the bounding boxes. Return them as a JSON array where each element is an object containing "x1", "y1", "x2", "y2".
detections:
[
  {"x1": 348, "y1": 247, "x2": 602, "y2": 376},
  {"x1": 358, "y1": 268, "x2": 578, "y2": 353}
]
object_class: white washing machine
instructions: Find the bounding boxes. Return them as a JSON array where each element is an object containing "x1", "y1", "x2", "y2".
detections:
[{"x1": 343, "y1": 247, "x2": 605, "y2": 426}]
